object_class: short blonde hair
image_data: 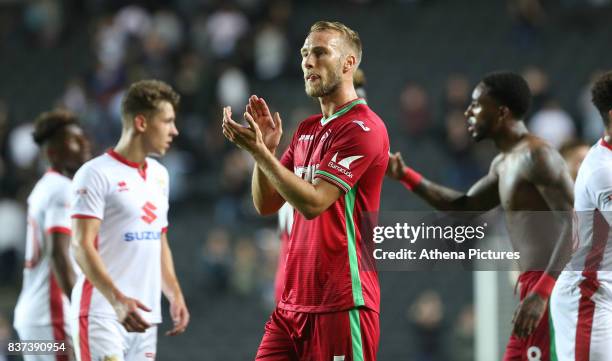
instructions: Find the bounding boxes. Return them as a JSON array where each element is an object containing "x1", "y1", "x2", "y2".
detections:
[{"x1": 309, "y1": 21, "x2": 362, "y2": 66}]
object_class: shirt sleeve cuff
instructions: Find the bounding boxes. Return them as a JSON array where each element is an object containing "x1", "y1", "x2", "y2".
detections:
[
  {"x1": 71, "y1": 214, "x2": 102, "y2": 220},
  {"x1": 46, "y1": 226, "x2": 71, "y2": 236},
  {"x1": 314, "y1": 170, "x2": 351, "y2": 193}
]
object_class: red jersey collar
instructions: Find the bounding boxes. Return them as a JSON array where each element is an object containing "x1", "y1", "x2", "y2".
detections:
[
  {"x1": 600, "y1": 138, "x2": 612, "y2": 151},
  {"x1": 333, "y1": 97, "x2": 365, "y2": 113},
  {"x1": 106, "y1": 149, "x2": 148, "y2": 180}
]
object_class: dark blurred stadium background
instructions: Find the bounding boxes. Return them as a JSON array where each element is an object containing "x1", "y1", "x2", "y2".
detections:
[{"x1": 0, "y1": 0, "x2": 611, "y2": 360}]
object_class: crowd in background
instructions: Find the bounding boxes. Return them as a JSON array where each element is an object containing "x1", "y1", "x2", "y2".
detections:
[{"x1": 1, "y1": 0, "x2": 611, "y2": 360}]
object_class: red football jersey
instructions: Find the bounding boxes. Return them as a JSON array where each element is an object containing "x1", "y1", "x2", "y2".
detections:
[{"x1": 279, "y1": 98, "x2": 389, "y2": 313}]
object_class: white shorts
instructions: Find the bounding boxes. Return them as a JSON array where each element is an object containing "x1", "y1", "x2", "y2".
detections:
[
  {"x1": 70, "y1": 317, "x2": 157, "y2": 361},
  {"x1": 550, "y1": 272, "x2": 612, "y2": 361},
  {"x1": 15, "y1": 324, "x2": 73, "y2": 361}
]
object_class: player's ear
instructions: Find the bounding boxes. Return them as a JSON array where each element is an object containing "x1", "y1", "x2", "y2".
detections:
[
  {"x1": 134, "y1": 114, "x2": 147, "y2": 133},
  {"x1": 607, "y1": 109, "x2": 612, "y2": 127},
  {"x1": 498, "y1": 106, "x2": 511, "y2": 121},
  {"x1": 343, "y1": 54, "x2": 356, "y2": 73}
]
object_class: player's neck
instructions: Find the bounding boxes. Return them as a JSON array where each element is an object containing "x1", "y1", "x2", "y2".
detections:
[
  {"x1": 50, "y1": 164, "x2": 74, "y2": 179},
  {"x1": 319, "y1": 86, "x2": 359, "y2": 118},
  {"x1": 113, "y1": 135, "x2": 147, "y2": 168},
  {"x1": 494, "y1": 120, "x2": 529, "y2": 152}
]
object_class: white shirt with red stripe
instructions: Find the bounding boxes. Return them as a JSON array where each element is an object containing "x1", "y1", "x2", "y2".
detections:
[
  {"x1": 565, "y1": 138, "x2": 612, "y2": 284},
  {"x1": 70, "y1": 150, "x2": 169, "y2": 324},
  {"x1": 14, "y1": 170, "x2": 72, "y2": 328},
  {"x1": 551, "y1": 138, "x2": 612, "y2": 361}
]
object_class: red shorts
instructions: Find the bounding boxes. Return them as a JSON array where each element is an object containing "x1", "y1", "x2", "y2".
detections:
[
  {"x1": 503, "y1": 271, "x2": 553, "y2": 361},
  {"x1": 256, "y1": 307, "x2": 379, "y2": 361}
]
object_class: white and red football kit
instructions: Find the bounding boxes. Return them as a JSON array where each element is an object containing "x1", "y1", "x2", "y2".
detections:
[
  {"x1": 551, "y1": 138, "x2": 612, "y2": 361},
  {"x1": 69, "y1": 150, "x2": 169, "y2": 361},
  {"x1": 14, "y1": 170, "x2": 73, "y2": 361}
]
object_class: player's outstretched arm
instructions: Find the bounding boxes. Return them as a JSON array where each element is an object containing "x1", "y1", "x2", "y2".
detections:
[
  {"x1": 160, "y1": 233, "x2": 189, "y2": 336},
  {"x1": 223, "y1": 107, "x2": 341, "y2": 219},
  {"x1": 512, "y1": 145, "x2": 574, "y2": 338},
  {"x1": 72, "y1": 217, "x2": 151, "y2": 333},
  {"x1": 387, "y1": 151, "x2": 501, "y2": 212}
]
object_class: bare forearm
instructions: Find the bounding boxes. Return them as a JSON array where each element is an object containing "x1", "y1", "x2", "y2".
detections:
[
  {"x1": 252, "y1": 163, "x2": 284, "y2": 215},
  {"x1": 253, "y1": 148, "x2": 325, "y2": 219},
  {"x1": 51, "y1": 254, "x2": 75, "y2": 298},
  {"x1": 74, "y1": 243, "x2": 120, "y2": 303},
  {"x1": 413, "y1": 179, "x2": 469, "y2": 211},
  {"x1": 543, "y1": 214, "x2": 573, "y2": 280},
  {"x1": 161, "y1": 239, "x2": 183, "y2": 302}
]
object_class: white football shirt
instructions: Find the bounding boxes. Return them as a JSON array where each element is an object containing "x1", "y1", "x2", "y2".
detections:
[
  {"x1": 14, "y1": 170, "x2": 72, "y2": 328},
  {"x1": 70, "y1": 150, "x2": 169, "y2": 323},
  {"x1": 567, "y1": 138, "x2": 612, "y2": 283}
]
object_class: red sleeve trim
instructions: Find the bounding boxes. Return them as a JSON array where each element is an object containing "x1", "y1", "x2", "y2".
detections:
[
  {"x1": 46, "y1": 226, "x2": 71, "y2": 236},
  {"x1": 71, "y1": 214, "x2": 101, "y2": 220},
  {"x1": 162, "y1": 227, "x2": 168, "y2": 234}
]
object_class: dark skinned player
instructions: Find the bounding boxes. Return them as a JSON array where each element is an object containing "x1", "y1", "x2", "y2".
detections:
[{"x1": 387, "y1": 71, "x2": 574, "y2": 361}]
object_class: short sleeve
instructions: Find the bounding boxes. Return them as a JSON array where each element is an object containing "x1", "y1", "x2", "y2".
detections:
[
  {"x1": 588, "y1": 167, "x2": 612, "y2": 223},
  {"x1": 44, "y1": 185, "x2": 72, "y2": 234},
  {"x1": 314, "y1": 122, "x2": 382, "y2": 193},
  {"x1": 159, "y1": 163, "x2": 170, "y2": 201},
  {"x1": 160, "y1": 165, "x2": 170, "y2": 229},
  {"x1": 71, "y1": 165, "x2": 108, "y2": 220}
]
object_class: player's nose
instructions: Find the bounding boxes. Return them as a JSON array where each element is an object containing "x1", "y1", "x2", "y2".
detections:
[
  {"x1": 464, "y1": 106, "x2": 472, "y2": 118},
  {"x1": 302, "y1": 55, "x2": 314, "y2": 70}
]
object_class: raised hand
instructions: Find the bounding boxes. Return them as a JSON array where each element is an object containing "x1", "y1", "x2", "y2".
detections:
[
  {"x1": 222, "y1": 106, "x2": 266, "y2": 155},
  {"x1": 246, "y1": 95, "x2": 282, "y2": 152}
]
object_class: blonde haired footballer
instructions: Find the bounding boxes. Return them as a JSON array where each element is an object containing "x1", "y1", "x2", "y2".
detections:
[{"x1": 223, "y1": 21, "x2": 388, "y2": 360}]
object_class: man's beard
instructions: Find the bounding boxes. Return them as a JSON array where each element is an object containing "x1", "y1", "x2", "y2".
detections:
[
  {"x1": 469, "y1": 123, "x2": 492, "y2": 143},
  {"x1": 305, "y1": 68, "x2": 342, "y2": 98},
  {"x1": 471, "y1": 131, "x2": 486, "y2": 142}
]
